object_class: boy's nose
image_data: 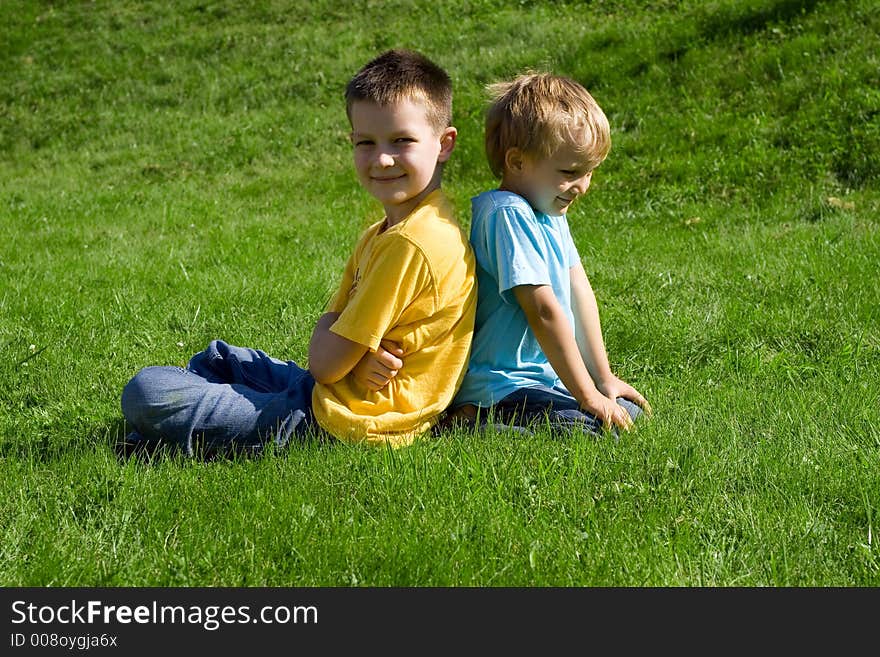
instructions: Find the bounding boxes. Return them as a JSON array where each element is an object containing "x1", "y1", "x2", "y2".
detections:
[
  {"x1": 571, "y1": 174, "x2": 591, "y2": 195},
  {"x1": 376, "y1": 152, "x2": 395, "y2": 168}
]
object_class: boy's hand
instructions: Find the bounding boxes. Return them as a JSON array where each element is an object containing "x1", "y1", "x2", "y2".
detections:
[
  {"x1": 352, "y1": 340, "x2": 404, "y2": 391},
  {"x1": 582, "y1": 391, "x2": 635, "y2": 431},
  {"x1": 596, "y1": 375, "x2": 653, "y2": 418}
]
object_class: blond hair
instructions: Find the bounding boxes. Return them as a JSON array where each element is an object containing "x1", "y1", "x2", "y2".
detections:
[{"x1": 484, "y1": 72, "x2": 610, "y2": 178}]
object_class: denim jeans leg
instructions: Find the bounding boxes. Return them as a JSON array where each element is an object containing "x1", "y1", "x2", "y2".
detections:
[
  {"x1": 121, "y1": 341, "x2": 316, "y2": 456},
  {"x1": 494, "y1": 385, "x2": 643, "y2": 438},
  {"x1": 615, "y1": 397, "x2": 643, "y2": 422},
  {"x1": 187, "y1": 339, "x2": 304, "y2": 391}
]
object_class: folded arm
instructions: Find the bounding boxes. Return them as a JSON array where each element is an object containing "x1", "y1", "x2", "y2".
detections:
[
  {"x1": 351, "y1": 339, "x2": 404, "y2": 391},
  {"x1": 307, "y1": 312, "x2": 369, "y2": 384}
]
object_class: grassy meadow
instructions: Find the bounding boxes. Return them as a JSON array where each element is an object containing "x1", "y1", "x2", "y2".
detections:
[{"x1": 1, "y1": 0, "x2": 878, "y2": 586}]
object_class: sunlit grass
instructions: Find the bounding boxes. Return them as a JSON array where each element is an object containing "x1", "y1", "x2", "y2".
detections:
[{"x1": 1, "y1": 0, "x2": 878, "y2": 585}]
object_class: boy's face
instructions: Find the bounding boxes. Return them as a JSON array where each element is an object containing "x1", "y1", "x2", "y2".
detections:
[
  {"x1": 511, "y1": 142, "x2": 595, "y2": 216},
  {"x1": 349, "y1": 97, "x2": 456, "y2": 225}
]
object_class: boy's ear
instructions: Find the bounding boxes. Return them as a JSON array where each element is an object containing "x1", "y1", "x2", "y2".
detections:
[
  {"x1": 437, "y1": 126, "x2": 457, "y2": 163},
  {"x1": 504, "y1": 148, "x2": 525, "y2": 173}
]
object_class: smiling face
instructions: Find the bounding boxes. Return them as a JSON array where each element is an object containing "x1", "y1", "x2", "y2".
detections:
[
  {"x1": 349, "y1": 97, "x2": 456, "y2": 226},
  {"x1": 502, "y1": 141, "x2": 596, "y2": 216}
]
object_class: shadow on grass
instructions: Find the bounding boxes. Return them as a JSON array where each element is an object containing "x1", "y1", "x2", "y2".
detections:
[
  {"x1": 699, "y1": 0, "x2": 823, "y2": 41},
  {"x1": 632, "y1": 0, "x2": 822, "y2": 68},
  {"x1": 0, "y1": 417, "x2": 131, "y2": 464},
  {"x1": 107, "y1": 421, "x2": 335, "y2": 466}
]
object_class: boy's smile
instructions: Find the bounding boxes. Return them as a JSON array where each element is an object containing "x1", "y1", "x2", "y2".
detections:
[{"x1": 350, "y1": 97, "x2": 456, "y2": 226}]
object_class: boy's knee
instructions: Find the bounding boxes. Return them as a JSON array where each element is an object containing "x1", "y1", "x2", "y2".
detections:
[
  {"x1": 120, "y1": 366, "x2": 179, "y2": 423},
  {"x1": 616, "y1": 397, "x2": 643, "y2": 422},
  {"x1": 121, "y1": 367, "x2": 151, "y2": 422}
]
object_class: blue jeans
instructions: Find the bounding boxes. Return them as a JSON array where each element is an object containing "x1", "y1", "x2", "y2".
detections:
[
  {"x1": 459, "y1": 384, "x2": 643, "y2": 438},
  {"x1": 121, "y1": 340, "x2": 317, "y2": 456}
]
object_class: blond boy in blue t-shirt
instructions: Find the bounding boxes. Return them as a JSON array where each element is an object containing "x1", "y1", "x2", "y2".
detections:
[
  {"x1": 121, "y1": 50, "x2": 476, "y2": 454},
  {"x1": 451, "y1": 73, "x2": 651, "y2": 436}
]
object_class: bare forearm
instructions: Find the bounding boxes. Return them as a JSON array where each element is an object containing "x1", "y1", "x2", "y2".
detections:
[
  {"x1": 532, "y1": 315, "x2": 601, "y2": 405},
  {"x1": 307, "y1": 312, "x2": 367, "y2": 384},
  {"x1": 515, "y1": 284, "x2": 636, "y2": 431},
  {"x1": 570, "y1": 265, "x2": 613, "y2": 384},
  {"x1": 573, "y1": 290, "x2": 612, "y2": 382},
  {"x1": 514, "y1": 286, "x2": 599, "y2": 407}
]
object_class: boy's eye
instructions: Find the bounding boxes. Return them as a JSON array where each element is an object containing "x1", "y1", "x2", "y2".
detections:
[
  {"x1": 560, "y1": 169, "x2": 592, "y2": 178},
  {"x1": 354, "y1": 140, "x2": 374, "y2": 147},
  {"x1": 395, "y1": 137, "x2": 415, "y2": 143}
]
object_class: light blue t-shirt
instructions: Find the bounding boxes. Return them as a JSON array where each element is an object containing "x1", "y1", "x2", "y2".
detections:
[{"x1": 453, "y1": 190, "x2": 581, "y2": 407}]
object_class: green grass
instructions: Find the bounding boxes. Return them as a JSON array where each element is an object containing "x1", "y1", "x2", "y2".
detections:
[{"x1": 1, "y1": 0, "x2": 878, "y2": 586}]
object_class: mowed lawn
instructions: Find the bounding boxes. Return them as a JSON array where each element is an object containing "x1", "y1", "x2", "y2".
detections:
[{"x1": 1, "y1": 0, "x2": 878, "y2": 585}]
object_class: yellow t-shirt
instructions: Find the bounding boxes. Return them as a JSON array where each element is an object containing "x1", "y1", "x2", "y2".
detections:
[{"x1": 312, "y1": 189, "x2": 477, "y2": 447}]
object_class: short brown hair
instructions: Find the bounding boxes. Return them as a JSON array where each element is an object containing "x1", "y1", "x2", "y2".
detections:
[
  {"x1": 345, "y1": 49, "x2": 452, "y2": 134},
  {"x1": 484, "y1": 72, "x2": 610, "y2": 178}
]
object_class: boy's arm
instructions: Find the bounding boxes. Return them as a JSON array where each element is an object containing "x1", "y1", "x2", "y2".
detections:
[
  {"x1": 569, "y1": 263, "x2": 614, "y2": 384},
  {"x1": 308, "y1": 312, "x2": 370, "y2": 384},
  {"x1": 513, "y1": 284, "x2": 633, "y2": 430},
  {"x1": 351, "y1": 339, "x2": 404, "y2": 391},
  {"x1": 569, "y1": 263, "x2": 651, "y2": 415}
]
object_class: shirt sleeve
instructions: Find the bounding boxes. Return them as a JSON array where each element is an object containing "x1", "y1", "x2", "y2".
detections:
[
  {"x1": 330, "y1": 234, "x2": 432, "y2": 351},
  {"x1": 326, "y1": 249, "x2": 358, "y2": 314},
  {"x1": 482, "y1": 205, "x2": 553, "y2": 305}
]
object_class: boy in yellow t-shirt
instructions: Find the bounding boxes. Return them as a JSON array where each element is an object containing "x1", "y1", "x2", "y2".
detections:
[{"x1": 120, "y1": 49, "x2": 477, "y2": 454}]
